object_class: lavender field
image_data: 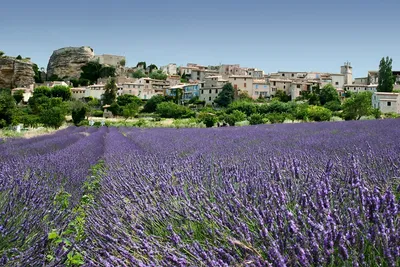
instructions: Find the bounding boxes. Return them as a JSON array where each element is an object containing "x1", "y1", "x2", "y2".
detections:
[{"x1": 1, "y1": 120, "x2": 399, "y2": 267}]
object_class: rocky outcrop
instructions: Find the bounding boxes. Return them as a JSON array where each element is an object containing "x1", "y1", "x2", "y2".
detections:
[
  {"x1": 0, "y1": 57, "x2": 35, "y2": 89},
  {"x1": 47, "y1": 46, "x2": 94, "y2": 80}
]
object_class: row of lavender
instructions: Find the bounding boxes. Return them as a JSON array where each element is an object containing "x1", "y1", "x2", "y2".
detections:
[
  {"x1": 0, "y1": 127, "x2": 107, "y2": 266},
  {"x1": 80, "y1": 120, "x2": 399, "y2": 266}
]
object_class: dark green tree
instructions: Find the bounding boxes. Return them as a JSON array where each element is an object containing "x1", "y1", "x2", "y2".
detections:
[
  {"x1": 52, "y1": 85, "x2": 71, "y2": 101},
  {"x1": 319, "y1": 84, "x2": 340, "y2": 106},
  {"x1": 342, "y1": 91, "x2": 373, "y2": 120},
  {"x1": 214, "y1": 83, "x2": 235, "y2": 107},
  {"x1": 48, "y1": 74, "x2": 62, "y2": 81},
  {"x1": 377, "y1": 57, "x2": 395, "y2": 92},
  {"x1": 149, "y1": 70, "x2": 167, "y2": 80},
  {"x1": 102, "y1": 78, "x2": 117, "y2": 105},
  {"x1": 16, "y1": 55, "x2": 22, "y2": 60},
  {"x1": 142, "y1": 95, "x2": 165, "y2": 113},
  {"x1": 148, "y1": 64, "x2": 158, "y2": 73},
  {"x1": 132, "y1": 70, "x2": 146, "y2": 79},
  {"x1": 122, "y1": 103, "x2": 139, "y2": 121},
  {"x1": 249, "y1": 113, "x2": 265, "y2": 125},
  {"x1": 80, "y1": 61, "x2": 116, "y2": 84},
  {"x1": 40, "y1": 106, "x2": 66, "y2": 129},
  {"x1": 72, "y1": 106, "x2": 87, "y2": 126},
  {"x1": 13, "y1": 90, "x2": 24, "y2": 104},
  {"x1": 273, "y1": 90, "x2": 291, "y2": 102},
  {"x1": 32, "y1": 64, "x2": 44, "y2": 83},
  {"x1": 33, "y1": 86, "x2": 52, "y2": 98},
  {"x1": 117, "y1": 94, "x2": 142, "y2": 107},
  {"x1": 0, "y1": 51, "x2": 4, "y2": 57},
  {"x1": 136, "y1": 61, "x2": 147, "y2": 69},
  {"x1": 0, "y1": 92, "x2": 17, "y2": 128}
]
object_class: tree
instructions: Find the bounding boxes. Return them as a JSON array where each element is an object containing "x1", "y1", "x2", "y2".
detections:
[
  {"x1": 307, "y1": 106, "x2": 332, "y2": 121},
  {"x1": 102, "y1": 78, "x2": 117, "y2": 105},
  {"x1": 72, "y1": 106, "x2": 87, "y2": 126},
  {"x1": 32, "y1": 64, "x2": 44, "y2": 83},
  {"x1": 33, "y1": 86, "x2": 52, "y2": 98},
  {"x1": 80, "y1": 61, "x2": 116, "y2": 84},
  {"x1": 48, "y1": 74, "x2": 62, "y2": 81},
  {"x1": 40, "y1": 106, "x2": 66, "y2": 129},
  {"x1": 120, "y1": 59, "x2": 126, "y2": 67},
  {"x1": 249, "y1": 113, "x2": 265, "y2": 125},
  {"x1": 238, "y1": 91, "x2": 253, "y2": 101},
  {"x1": 13, "y1": 90, "x2": 24, "y2": 104},
  {"x1": 117, "y1": 94, "x2": 142, "y2": 107},
  {"x1": 0, "y1": 92, "x2": 17, "y2": 128},
  {"x1": 132, "y1": 70, "x2": 146, "y2": 79},
  {"x1": 52, "y1": 85, "x2": 71, "y2": 101},
  {"x1": 227, "y1": 101, "x2": 257, "y2": 116},
  {"x1": 156, "y1": 102, "x2": 194, "y2": 118},
  {"x1": 0, "y1": 51, "x2": 4, "y2": 57},
  {"x1": 223, "y1": 110, "x2": 247, "y2": 126},
  {"x1": 377, "y1": 57, "x2": 395, "y2": 92},
  {"x1": 122, "y1": 103, "x2": 139, "y2": 121},
  {"x1": 148, "y1": 64, "x2": 158, "y2": 73},
  {"x1": 136, "y1": 61, "x2": 147, "y2": 69},
  {"x1": 342, "y1": 91, "x2": 373, "y2": 120},
  {"x1": 273, "y1": 90, "x2": 291, "y2": 102},
  {"x1": 142, "y1": 95, "x2": 165, "y2": 113},
  {"x1": 107, "y1": 102, "x2": 122, "y2": 116},
  {"x1": 214, "y1": 83, "x2": 235, "y2": 107},
  {"x1": 198, "y1": 112, "x2": 218, "y2": 128},
  {"x1": 319, "y1": 84, "x2": 340, "y2": 106},
  {"x1": 149, "y1": 70, "x2": 167, "y2": 80}
]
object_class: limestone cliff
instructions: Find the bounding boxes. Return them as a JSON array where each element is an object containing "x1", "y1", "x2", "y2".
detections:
[
  {"x1": 0, "y1": 57, "x2": 35, "y2": 89},
  {"x1": 47, "y1": 46, "x2": 94, "y2": 80}
]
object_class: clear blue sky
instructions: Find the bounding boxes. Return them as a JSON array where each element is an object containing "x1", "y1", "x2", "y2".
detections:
[{"x1": 1, "y1": 0, "x2": 399, "y2": 78}]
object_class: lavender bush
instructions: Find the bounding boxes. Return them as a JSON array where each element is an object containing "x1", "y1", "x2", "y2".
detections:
[{"x1": 1, "y1": 119, "x2": 399, "y2": 266}]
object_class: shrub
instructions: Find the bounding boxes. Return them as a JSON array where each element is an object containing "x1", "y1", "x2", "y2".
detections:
[
  {"x1": 227, "y1": 101, "x2": 257, "y2": 116},
  {"x1": 249, "y1": 113, "x2": 265, "y2": 125},
  {"x1": 324, "y1": 100, "x2": 342, "y2": 111},
  {"x1": 259, "y1": 100, "x2": 290, "y2": 114},
  {"x1": 266, "y1": 113, "x2": 286, "y2": 124},
  {"x1": 223, "y1": 110, "x2": 247, "y2": 126},
  {"x1": 307, "y1": 106, "x2": 332, "y2": 122},
  {"x1": 143, "y1": 95, "x2": 165, "y2": 113},
  {"x1": 156, "y1": 102, "x2": 195, "y2": 119},
  {"x1": 72, "y1": 106, "x2": 87, "y2": 126},
  {"x1": 92, "y1": 110, "x2": 104, "y2": 117},
  {"x1": 198, "y1": 112, "x2": 218, "y2": 128}
]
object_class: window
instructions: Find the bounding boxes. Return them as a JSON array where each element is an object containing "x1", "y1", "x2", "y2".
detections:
[
  {"x1": 215, "y1": 89, "x2": 218, "y2": 93},
  {"x1": 297, "y1": 84, "x2": 300, "y2": 88},
  {"x1": 244, "y1": 78, "x2": 246, "y2": 81},
  {"x1": 273, "y1": 82, "x2": 276, "y2": 86},
  {"x1": 388, "y1": 102, "x2": 392, "y2": 106},
  {"x1": 243, "y1": 83, "x2": 246, "y2": 88},
  {"x1": 255, "y1": 85, "x2": 259, "y2": 89},
  {"x1": 201, "y1": 90, "x2": 203, "y2": 94},
  {"x1": 209, "y1": 89, "x2": 211, "y2": 94},
  {"x1": 234, "y1": 78, "x2": 236, "y2": 81},
  {"x1": 234, "y1": 85, "x2": 238, "y2": 90},
  {"x1": 209, "y1": 96, "x2": 212, "y2": 101},
  {"x1": 335, "y1": 82, "x2": 339, "y2": 85},
  {"x1": 292, "y1": 74, "x2": 294, "y2": 77},
  {"x1": 282, "y1": 73, "x2": 285, "y2": 77},
  {"x1": 284, "y1": 86, "x2": 286, "y2": 89}
]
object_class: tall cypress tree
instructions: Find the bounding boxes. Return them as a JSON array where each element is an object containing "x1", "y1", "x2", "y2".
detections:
[
  {"x1": 377, "y1": 57, "x2": 394, "y2": 92},
  {"x1": 103, "y1": 77, "x2": 117, "y2": 105}
]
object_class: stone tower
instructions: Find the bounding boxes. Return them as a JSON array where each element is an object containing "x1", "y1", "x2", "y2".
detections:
[{"x1": 341, "y1": 61, "x2": 353, "y2": 85}]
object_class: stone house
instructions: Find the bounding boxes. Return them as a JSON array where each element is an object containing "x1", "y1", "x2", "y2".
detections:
[
  {"x1": 71, "y1": 87, "x2": 87, "y2": 100},
  {"x1": 122, "y1": 78, "x2": 169, "y2": 100},
  {"x1": 228, "y1": 75, "x2": 254, "y2": 96},
  {"x1": 85, "y1": 83, "x2": 123, "y2": 100},
  {"x1": 11, "y1": 87, "x2": 33, "y2": 103},
  {"x1": 372, "y1": 92, "x2": 400, "y2": 114},
  {"x1": 199, "y1": 76, "x2": 228, "y2": 105},
  {"x1": 165, "y1": 83, "x2": 200, "y2": 102},
  {"x1": 160, "y1": 63, "x2": 177, "y2": 75},
  {"x1": 252, "y1": 80, "x2": 270, "y2": 99}
]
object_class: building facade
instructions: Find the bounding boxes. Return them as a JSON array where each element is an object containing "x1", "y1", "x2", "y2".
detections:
[
  {"x1": 372, "y1": 92, "x2": 400, "y2": 114},
  {"x1": 199, "y1": 76, "x2": 228, "y2": 105},
  {"x1": 71, "y1": 87, "x2": 86, "y2": 100},
  {"x1": 228, "y1": 75, "x2": 254, "y2": 96},
  {"x1": 122, "y1": 78, "x2": 169, "y2": 100},
  {"x1": 160, "y1": 63, "x2": 177, "y2": 75}
]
